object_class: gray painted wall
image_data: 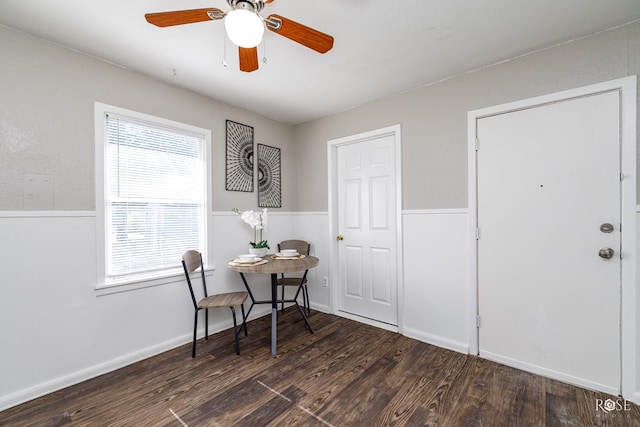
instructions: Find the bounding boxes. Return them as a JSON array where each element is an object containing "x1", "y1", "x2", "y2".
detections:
[
  {"x1": 292, "y1": 21, "x2": 640, "y2": 211},
  {"x1": 0, "y1": 25, "x2": 295, "y2": 212},
  {"x1": 2, "y1": 22, "x2": 638, "y2": 213}
]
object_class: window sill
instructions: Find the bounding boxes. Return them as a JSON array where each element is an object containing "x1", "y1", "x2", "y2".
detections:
[{"x1": 95, "y1": 266, "x2": 216, "y2": 296}]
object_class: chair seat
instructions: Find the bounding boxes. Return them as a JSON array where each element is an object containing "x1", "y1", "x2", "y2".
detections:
[
  {"x1": 198, "y1": 291, "x2": 248, "y2": 309},
  {"x1": 277, "y1": 277, "x2": 308, "y2": 287}
]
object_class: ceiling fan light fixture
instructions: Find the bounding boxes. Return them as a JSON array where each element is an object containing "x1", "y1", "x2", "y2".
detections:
[
  {"x1": 225, "y1": 8, "x2": 264, "y2": 48},
  {"x1": 144, "y1": 1, "x2": 334, "y2": 73}
]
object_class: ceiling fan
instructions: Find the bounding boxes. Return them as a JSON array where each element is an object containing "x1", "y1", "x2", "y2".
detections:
[{"x1": 145, "y1": 0, "x2": 334, "y2": 72}]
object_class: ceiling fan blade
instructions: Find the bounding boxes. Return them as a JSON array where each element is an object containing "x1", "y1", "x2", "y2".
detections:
[
  {"x1": 145, "y1": 8, "x2": 224, "y2": 28},
  {"x1": 266, "y1": 14, "x2": 334, "y2": 54},
  {"x1": 239, "y1": 47, "x2": 259, "y2": 72}
]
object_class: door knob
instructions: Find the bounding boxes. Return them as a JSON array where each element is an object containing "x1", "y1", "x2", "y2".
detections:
[
  {"x1": 336, "y1": 234, "x2": 344, "y2": 241},
  {"x1": 598, "y1": 248, "x2": 615, "y2": 259}
]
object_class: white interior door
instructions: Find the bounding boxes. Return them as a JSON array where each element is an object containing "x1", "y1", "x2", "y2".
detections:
[
  {"x1": 476, "y1": 90, "x2": 621, "y2": 393},
  {"x1": 336, "y1": 133, "x2": 398, "y2": 326}
]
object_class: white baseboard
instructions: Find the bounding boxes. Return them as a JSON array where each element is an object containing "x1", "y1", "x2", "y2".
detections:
[
  {"x1": 310, "y1": 302, "x2": 331, "y2": 313},
  {"x1": 0, "y1": 332, "x2": 192, "y2": 412},
  {"x1": 402, "y1": 327, "x2": 469, "y2": 354},
  {"x1": 480, "y1": 351, "x2": 620, "y2": 397},
  {"x1": 334, "y1": 310, "x2": 399, "y2": 333},
  {"x1": 402, "y1": 208, "x2": 468, "y2": 215},
  {"x1": 0, "y1": 309, "x2": 275, "y2": 412}
]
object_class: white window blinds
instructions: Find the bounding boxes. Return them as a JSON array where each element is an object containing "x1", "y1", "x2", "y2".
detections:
[{"x1": 105, "y1": 113, "x2": 205, "y2": 281}]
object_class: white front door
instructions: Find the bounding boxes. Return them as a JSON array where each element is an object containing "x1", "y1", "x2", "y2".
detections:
[
  {"x1": 476, "y1": 90, "x2": 621, "y2": 393},
  {"x1": 335, "y1": 131, "x2": 399, "y2": 326}
]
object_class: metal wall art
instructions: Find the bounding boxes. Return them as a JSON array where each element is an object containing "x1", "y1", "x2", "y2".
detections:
[
  {"x1": 257, "y1": 144, "x2": 281, "y2": 208},
  {"x1": 225, "y1": 120, "x2": 254, "y2": 192}
]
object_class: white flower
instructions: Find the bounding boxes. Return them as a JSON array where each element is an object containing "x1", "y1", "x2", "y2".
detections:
[
  {"x1": 240, "y1": 210, "x2": 260, "y2": 228},
  {"x1": 233, "y1": 208, "x2": 269, "y2": 248}
]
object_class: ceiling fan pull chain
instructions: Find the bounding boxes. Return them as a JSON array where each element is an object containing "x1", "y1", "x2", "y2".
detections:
[
  {"x1": 222, "y1": 28, "x2": 229, "y2": 67},
  {"x1": 262, "y1": 36, "x2": 268, "y2": 64}
]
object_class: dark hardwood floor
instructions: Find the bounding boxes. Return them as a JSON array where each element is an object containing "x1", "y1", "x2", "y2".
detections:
[{"x1": 2, "y1": 308, "x2": 639, "y2": 426}]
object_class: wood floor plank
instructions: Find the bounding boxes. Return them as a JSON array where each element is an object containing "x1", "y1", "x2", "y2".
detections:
[
  {"x1": 507, "y1": 370, "x2": 545, "y2": 425},
  {"x1": 399, "y1": 345, "x2": 470, "y2": 424},
  {"x1": 236, "y1": 384, "x2": 306, "y2": 425},
  {"x1": 444, "y1": 357, "x2": 523, "y2": 426},
  {"x1": 1, "y1": 309, "x2": 639, "y2": 426},
  {"x1": 264, "y1": 405, "x2": 328, "y2": 427},
  {"x1": 404, "y1": 405, "x2": 435, "y2": 427},
  {"x1": 312, "y1": 355, "x2": 397, "y2": 426},
  {"x1": 276, "y1": 328, "x2": 402, "y2": 419},
  {"x1": 374, "y1": 373, "x2": 437, "y2": 426},
  {"x1": 181, "y1": 372, "x2": 275, "y2": 423},
  {"x1": 375, "y1": 341, "x2": 458, "y2": 423}
]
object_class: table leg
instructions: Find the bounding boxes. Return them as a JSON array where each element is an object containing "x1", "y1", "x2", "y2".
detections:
[{"x1": 271, "y1": 273, "x2": 278, "y2": 357}]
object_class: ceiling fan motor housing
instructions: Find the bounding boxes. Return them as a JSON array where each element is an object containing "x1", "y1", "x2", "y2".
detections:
[{"x1": 227, "y1": 0, "x2": 264, "y2": 13}]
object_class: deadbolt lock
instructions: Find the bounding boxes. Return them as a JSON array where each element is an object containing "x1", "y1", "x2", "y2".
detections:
[{"x1": 600, "y1": 223, "x2": 614, "y2": 233}]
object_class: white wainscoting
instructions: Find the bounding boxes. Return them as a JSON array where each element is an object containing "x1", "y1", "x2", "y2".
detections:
[
  {"x1": 2, "y1": 209, "x2": 638, "y2": 409},
  {"x1": 0, "y1": 211, "x2": 301, "y2": 411},
  {"x1": 402, "y1": 209, "x2": 470, "y2": 353},
  {"x1": 0, "y1": 212, "x2": 221, "y2": 410},
  {"x1": 298, "y1": 209, "x2": 470, "y2": 354},
  {"x1": 291, "y1": 212, "x2": 331, "y2": 312},
  {"x1": 0, "y1": 210, "x2": 471, "y2": 410}
]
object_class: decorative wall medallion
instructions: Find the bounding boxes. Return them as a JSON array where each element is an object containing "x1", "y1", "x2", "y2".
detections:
[
  {"x1": 258, "y1": 144, "x2": 281, "y2": 208},
  {"x1": 225, "y1": 120, "x2": 254, "y2": 192}
]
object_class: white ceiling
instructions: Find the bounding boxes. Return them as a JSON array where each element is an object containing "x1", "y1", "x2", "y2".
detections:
[{"x1": 1, "y1": 0, "x2": 640, "y2": 125}]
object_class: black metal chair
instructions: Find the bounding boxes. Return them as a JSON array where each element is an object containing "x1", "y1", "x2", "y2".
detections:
[
  {"x1": 277, "y1": 240, "x2": 311, "y2": 313},
  {"x1": 182, "y1": 250, "x2": 248, "y2": 357}
]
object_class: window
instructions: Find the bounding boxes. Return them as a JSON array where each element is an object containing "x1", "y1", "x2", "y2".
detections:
[{"x1": 95, "y1": 103, "x2": 211, "y2": 288}]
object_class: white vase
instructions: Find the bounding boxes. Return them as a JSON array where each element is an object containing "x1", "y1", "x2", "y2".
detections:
[{"x1": 249, "y1": 247, "x2": 268, "y2": 258}]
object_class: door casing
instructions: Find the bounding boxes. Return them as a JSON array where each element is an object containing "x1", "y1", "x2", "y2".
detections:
[
  {"x1": 328, "y1": 124, "x2": 404, "y2": 332},
  {"x1": 467, "y1": 77, "x2": 637, "y2": 400}
]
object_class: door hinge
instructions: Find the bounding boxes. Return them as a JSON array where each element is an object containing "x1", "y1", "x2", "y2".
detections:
[
  {"x1": 475, "y1": 138, "x2": 480, "y2": 151},
  {"x1": 476, "y1": 227, "x2": 480, "y2": 240},
  {"x1": 620, "y1": 172, "x2": 624, "y2": 182},
  {"x1": 476, "y1": 315, "x2": 481, "y2": 328}
]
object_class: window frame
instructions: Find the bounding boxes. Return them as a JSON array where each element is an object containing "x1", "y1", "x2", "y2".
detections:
[{"x1": 94, "y1": 102, "x2": 212, "y2": 293}]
